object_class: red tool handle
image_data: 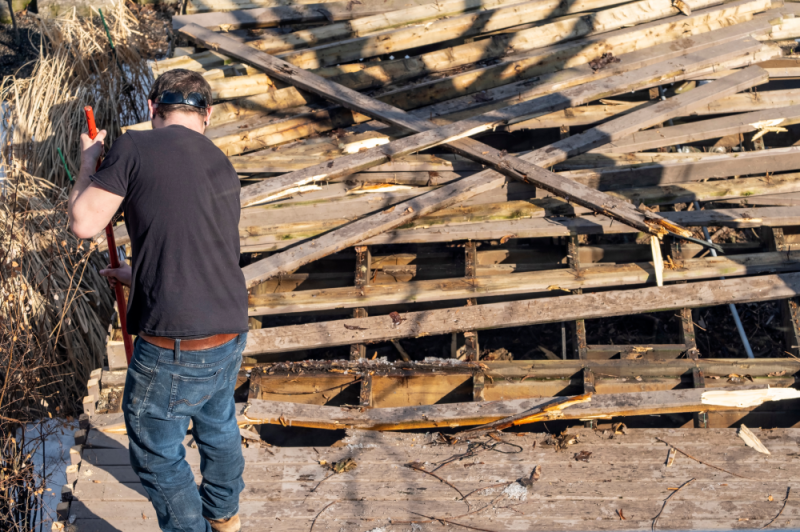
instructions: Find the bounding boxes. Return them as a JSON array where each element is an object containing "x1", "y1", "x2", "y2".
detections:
[{"x1": 85, "y1": 106, "x2": 133, "y2": 365}]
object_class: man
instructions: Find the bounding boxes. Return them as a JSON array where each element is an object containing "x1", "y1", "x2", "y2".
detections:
[{"x1": 69, "y1": 69, "x2": 248, "y2": 532}]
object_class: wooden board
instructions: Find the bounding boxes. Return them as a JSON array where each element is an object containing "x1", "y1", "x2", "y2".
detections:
[
  {"x1": 242, "y1": 272, "x2": 800, "y2": 355},
  {"x1": 593, "y1": 104, "x2": 800, "y2": 153},
  {"x1": 247, "y1": 251, "x2": 800, "y2": 315}
]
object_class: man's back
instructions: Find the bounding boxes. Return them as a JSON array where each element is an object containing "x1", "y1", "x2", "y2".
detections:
[{"x1": 91, "y1": 125, "x2": 248, "y2": 337}]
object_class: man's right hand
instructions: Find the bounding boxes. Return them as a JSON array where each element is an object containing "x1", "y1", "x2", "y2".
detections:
[
  {"x1": 80, "y1": 129, "x2": 107, "y2": 170},
  {"x1": 100, "y1": 262, "x2": 132, "y2": 288}
]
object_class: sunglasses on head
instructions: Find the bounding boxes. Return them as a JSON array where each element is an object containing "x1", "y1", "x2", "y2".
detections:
[{"x1": 154, "y1": 90, "x2": 208, "y2": 109}]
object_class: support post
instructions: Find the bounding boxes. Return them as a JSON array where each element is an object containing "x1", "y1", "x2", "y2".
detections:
[
  {"x1": 473, "y1": 372, "x2": 485, "y2": 402},
  {"x1": 568, "y1": 235, "x2": 588, "y2": 359},
  {"x1": 351, "y1": 246, "x2": 370, "y2": 360},
  {"x1": 670, "y1": 239, "x2": 699, "y2": 358},
  {"x1": 692, "y1": 367, "x2": 708, "y2": 428},
  {"x1": 359, "y1": 374, "x2": 373, "y2": 407},
  {"x1": 582, "y1": 368, "x2": 597, "y2": 428},
  {"x1": 764, "y1": 227, "x2": 800, "y2": 358},
  {"x1": 463, "y1": 241, "x2": 480, "y2": 362}
]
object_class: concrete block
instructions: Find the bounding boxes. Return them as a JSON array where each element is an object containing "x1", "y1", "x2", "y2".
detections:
[{"x1": 107, "y1": 340, "x2": 128, "y2": 370}]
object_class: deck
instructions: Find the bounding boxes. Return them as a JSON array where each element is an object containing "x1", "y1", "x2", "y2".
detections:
[{"x1": 63, "y1": 425, "x2": 800, "y2": 531}]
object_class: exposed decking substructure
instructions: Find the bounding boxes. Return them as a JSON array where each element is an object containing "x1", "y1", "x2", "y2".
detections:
[{"x1": 74, "y1": 0, "x2": 800, "y2": 527}]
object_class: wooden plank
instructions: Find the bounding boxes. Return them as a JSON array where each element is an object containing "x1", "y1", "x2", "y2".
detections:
[
  {"x1": 240, "y1": 206, "x2": 800, "y2": 253},
  {"x1": 593, "y1": 104, "x2": 800, "y2": 153},
  {"x1": 241, "y1": 386, "x2": 799, "y2": 430},
  {"x1": 142, "y1": 3, "x2": 771, "y2": 137},
  {"x1": 171, "y1": 3, "x2": 379, "y2": 30},
  {"x1": 564, "y1": 146, "x2": 800, "y2": 190},
  {"x1": 243, "y1": 272, "x2": 800, "y2": 355},
  {"x1": 174, "y1": 0, "x2": 536, "y2": 30},
  {"x1": 236, "y1": 43, "x2": 763, "y2": 208},
  {"x1": 511, "y1": 88, "x2": 800, "y2": 131},
  {"x1": 183, "y1": 0, "x2": 435, "y2": 15},
  {"x1": 279, "y1": 0, "x2": 719, "y2": 70},
  {"x1": 248, "y1": 250, "x2": 800, "y2": 315},
  {"x1": 173, "y1": 1, "x2": 771, "y2": 137},
  {"x1": 224, "y1": 54, "x2": 763, "y2": 287}
]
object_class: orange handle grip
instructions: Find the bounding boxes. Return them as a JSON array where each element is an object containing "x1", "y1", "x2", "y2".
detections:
[{"x1": 84, "y1": 105, "x2": 133, "y2": 365}]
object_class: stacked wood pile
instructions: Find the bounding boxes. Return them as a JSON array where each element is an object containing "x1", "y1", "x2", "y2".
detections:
[{"x1": 104, "y1": 0, "x2": 800, "y2": 398}]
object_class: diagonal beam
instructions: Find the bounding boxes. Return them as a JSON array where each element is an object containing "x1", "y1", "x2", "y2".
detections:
[
  {"x1": 178, "y1": 25, "x2": 756, "y2": 286},
  {"x1": 235, "y1": 40, "x2": 763, "y2": 206}
]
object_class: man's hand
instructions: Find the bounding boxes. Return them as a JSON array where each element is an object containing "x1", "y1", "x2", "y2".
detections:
[
  {"x1": 80, "y1": 129, "x2": 107, "y2": 170},
  {"x1": 100, "y1": 262, "x2": 132, "y2": 288}
]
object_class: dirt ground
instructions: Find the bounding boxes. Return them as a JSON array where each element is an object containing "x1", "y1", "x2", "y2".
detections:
[
  {"x1": 0, "y1": 2, "x2": 173, "y2": 81},
  {"x1": 0, "y1": 12, "x2": 41, "y2": 79}
]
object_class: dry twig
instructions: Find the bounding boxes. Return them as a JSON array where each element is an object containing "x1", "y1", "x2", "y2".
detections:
[
  {"x1": 761, "y1": 487, "x2": 791, "y2": 529},
  {"x1": 652, "y1": 478, "x2": 695, "y2": 531},
  {"x1": 656, "y1": 438, "x2": 754, "y2": 480},
  {"x1": 309, "y1": 501, "x2": 336, "y2": 532}
]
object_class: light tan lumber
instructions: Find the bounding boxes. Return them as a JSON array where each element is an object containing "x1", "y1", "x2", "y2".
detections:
[
  {"x1": 250, "y1": 0, "x2": 617, "y2": 55},
  {"x1": 140, "y1": 2, "x2": 771, "y2": 135},
  {"x1": 275, "y1": 0, "x2": 662, "y2": 69},
  {"x1": 237, "y1": 50, "x2": 765, "y2": 208},
  {"x1": 247, "y1": 250, "x2": 800, "y2": 315},
  {"x1": 242, "y1": 272, "x2": 800, "y2": 356},
  {"x1": 511, "y1": 88, "x2": 800, "y2": 130},
  {"x1": 240, "y1": 386, "x2": 796, "y2": 430},
  {"x1": 178, "y1": 25, "x2": 753, "y2": 287},
  {"x1": 563, "y1": 146, "x2": 800, "y2": 190},
  {"x1": 593, "y1": 104, "x2": 800, "y2": 153},
  {"x1": 172, "y1": 2, "x2": 383, "y2": 30},
  {"x1": 235, "y1": 63, "x2": 766, "y2": 284},
  {"x1": 183, "y1": 0, "x2": 434, "y2": 15},
  {"x1": 240, "y1": 206, "x2": 800, "y2": 256}
]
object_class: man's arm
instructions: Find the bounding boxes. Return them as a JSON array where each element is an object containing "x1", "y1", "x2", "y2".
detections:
[{"x1": 68, "y1": 129, "x2": 124, "y2": 239}]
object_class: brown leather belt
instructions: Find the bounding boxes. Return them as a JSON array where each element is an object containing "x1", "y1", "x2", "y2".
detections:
[{"x1": 140, "y1": 333, "x2": 237, "y2": 351}]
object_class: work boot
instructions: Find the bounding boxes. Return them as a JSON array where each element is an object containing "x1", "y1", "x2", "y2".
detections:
[{"x1": 206, "y1": 515, "x2": 241, "y2": 532}]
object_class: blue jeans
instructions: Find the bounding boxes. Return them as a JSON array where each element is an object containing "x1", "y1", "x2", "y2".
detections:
[{"x1": 122, "y1": 334, "x2": 246, "y2": 532}]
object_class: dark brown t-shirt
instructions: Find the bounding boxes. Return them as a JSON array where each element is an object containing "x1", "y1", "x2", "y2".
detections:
[{"x1": 91, "y1": 125, "x2": 248, "y2": 337}]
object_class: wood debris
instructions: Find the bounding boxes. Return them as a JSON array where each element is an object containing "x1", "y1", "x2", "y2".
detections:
[{"x1": 738, "y1": 424, "x2": 771, "y2": 455}]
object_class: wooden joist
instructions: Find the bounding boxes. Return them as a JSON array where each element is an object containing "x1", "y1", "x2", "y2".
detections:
[
  {"x1": 247, "y1": 251, "x2": 800, "y2": 316},
  {"x1": 510, "y1": 88, "x2": 800, "y2": 131},
  {"x1": 594, "y1": 104, "x2": 800, "y2": 153},
  {"x1": 235, "y1": 206, "x2": 800, "y2": 253},
  {"x1": 564, "y1": 146, "x2": 800, "y2": 190},
  {"x1": 242, "y1": 272, "x2": 800, "y2": 355},
  {"x1": 241, "y1": 386, "x2": 800, "y2": 430}
]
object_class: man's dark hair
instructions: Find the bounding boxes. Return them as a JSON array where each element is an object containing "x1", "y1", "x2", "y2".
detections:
[{"x1": 148, "y1": 69, "x2": 213, "y2": 120}]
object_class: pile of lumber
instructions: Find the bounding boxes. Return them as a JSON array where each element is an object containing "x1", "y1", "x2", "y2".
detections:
[{"x1": 104, "y1": 0, "x2": 800, "y2": 364}]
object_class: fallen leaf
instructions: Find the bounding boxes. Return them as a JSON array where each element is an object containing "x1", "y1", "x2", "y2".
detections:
[
  {"x1": 769, "y1": 494, "x2": 774, "y2": 502},
  {"x1": 618, "y1": 509, "x2": 626, "y2": 520},
  {"x1": 574, "y1": 450, "x2": 592, "y2": 462},
  {"x1": 329, "y1": 458, "x2": 357, "y2": 474},
  {"x1": 389, "y1": 311, "x2": 406, "y2": 327}
]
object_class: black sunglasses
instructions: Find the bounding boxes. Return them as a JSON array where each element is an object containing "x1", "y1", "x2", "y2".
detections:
[{"x1": 154, "y1": 90, "x2": 208, "y2": 109}]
